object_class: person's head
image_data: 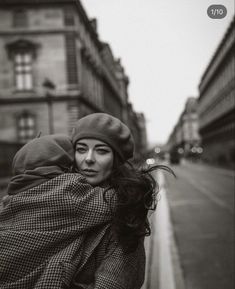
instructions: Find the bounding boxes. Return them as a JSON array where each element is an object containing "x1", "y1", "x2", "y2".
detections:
[
  {"x1": 12, "y1": 134, "x2": 74, "y2": 176},
  {"x1": 74, "y1": 138, "x2": 114, "y2": 186},
  {"x1": 71, "y1": 113, "x2": 134, "y2": 185},
  {"x1": 7, "y1": 134, "x2": 74, "y2": 195}
]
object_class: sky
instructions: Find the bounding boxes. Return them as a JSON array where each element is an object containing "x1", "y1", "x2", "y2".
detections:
[{"x1": 80, "y1": 0, "x2": 234, "y2": 146}]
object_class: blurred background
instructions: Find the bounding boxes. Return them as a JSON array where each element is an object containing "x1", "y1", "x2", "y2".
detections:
[{"x1": 0, "y1": 1, "x2": 234, "y2": 289}]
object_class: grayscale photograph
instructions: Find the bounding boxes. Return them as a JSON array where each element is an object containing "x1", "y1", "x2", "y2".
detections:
[{"x1": 0, "y1": 0, "x2": 234, "y2": 288}]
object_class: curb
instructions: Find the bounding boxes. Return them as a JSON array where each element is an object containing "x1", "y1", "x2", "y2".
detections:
[{"x1": 143, "y1": 171, "x2": 185, "y2": 289}]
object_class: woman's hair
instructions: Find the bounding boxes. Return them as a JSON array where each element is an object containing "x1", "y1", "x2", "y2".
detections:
[{"x1": 105, "y1": 154, "x2": 174, "y2": 254}]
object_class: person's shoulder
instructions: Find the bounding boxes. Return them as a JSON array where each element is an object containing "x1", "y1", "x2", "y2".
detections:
[
  {"x1": 53, "y1": 173, "x2": 87, "y2": 185},
  {"x1": 52, "y1": 173, "x2": 94, "y2": 198},
  {"x1": 30, "y1": 173, "x2": 89, "y2": 197}
]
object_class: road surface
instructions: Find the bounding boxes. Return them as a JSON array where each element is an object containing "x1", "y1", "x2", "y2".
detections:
[{"x1": 164, "y1": 161, "x2": 234, "y2": 289}]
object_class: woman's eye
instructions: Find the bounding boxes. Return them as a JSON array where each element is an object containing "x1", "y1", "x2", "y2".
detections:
[
  {"x1": 76, "y1": 147, "x2": 86, "y2": 153},
  {"x1": 97, "y1": 149, "x2": 109, "y2": 154}
]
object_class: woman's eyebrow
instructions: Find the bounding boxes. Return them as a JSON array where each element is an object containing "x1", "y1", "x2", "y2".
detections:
[
  {"x1": 76, "y1": 142, "x2": 87, "y2": 147},
  {"x1": 95, "y1": 144, "x2": 111, "y2": 149}
]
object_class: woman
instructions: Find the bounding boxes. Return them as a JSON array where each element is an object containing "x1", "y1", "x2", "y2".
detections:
[
  {"x1": 70, "y1": 113, "x2": 171, "y2": 289},
  {"x1": 0, "y1": 114, "x2": 170, "y2": 289},
  {"x1": 0, "y1": 134, "x2": 116, "y2": 288}
]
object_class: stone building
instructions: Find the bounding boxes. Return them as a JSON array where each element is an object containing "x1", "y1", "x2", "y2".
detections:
[
  {"x1": 198, "y1": 17, "x2": 235, "y2": 168},
  {"x1": 0, "y1": 0, "x2": 147, "y2": 176},
  {"x1": 166, "y1": 97, "x2": 201, "y2": 162},
  {"x1": 181, "y1": 97, "x2": 201, "y2": 156}
]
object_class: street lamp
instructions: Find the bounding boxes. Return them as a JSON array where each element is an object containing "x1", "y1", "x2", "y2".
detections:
[{"x1": 43, "y1": 78, "x2": 55, "y2": 134}]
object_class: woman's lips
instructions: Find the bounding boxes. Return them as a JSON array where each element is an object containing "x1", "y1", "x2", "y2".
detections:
[{"x1": 82, "y1": 169, "x2": 97, "y2": 176}]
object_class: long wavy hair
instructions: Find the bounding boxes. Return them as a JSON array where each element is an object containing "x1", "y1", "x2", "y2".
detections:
[{"x1": 105, "y1": 154, "x2": 174, "y2": 254}]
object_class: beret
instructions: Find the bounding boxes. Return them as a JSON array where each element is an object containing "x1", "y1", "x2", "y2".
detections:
[{"x1": 72, "y1": 113, "x2": 134, "y2": 162}]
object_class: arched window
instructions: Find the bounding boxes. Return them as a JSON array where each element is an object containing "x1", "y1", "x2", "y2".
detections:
[{"x1": 17, "y1": 111, "x2": 36, "y2": 143}]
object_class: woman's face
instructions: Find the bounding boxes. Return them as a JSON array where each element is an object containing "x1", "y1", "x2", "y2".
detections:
[{"x1": 75, "y1": 138, "x2": 114, "y2": 186}]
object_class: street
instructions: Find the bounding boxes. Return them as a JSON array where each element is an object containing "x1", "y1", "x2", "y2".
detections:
[{"x1": 164, "y1": 161, "x2": 234, "y2": 289}]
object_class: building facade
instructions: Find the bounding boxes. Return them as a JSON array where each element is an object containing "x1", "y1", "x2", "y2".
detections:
[
  {"x1": 198, "y1": 17, "x2": 235, "y2": 168},
  {"x1": 0, "y1": 0, "x2": 147, "y2": 176},
  {"x1": 166, "y1": 97, "x2": 201, "y2": 163}
]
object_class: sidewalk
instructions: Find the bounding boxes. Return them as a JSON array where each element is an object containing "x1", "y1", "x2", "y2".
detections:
[{"x1": 142, "y1": 171, "x2": 185, "y2": 289}]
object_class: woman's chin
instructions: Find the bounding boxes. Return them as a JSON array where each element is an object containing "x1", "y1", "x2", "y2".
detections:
[{"x1": 83, "y1": 176, "x2": 100, "y2": 186}]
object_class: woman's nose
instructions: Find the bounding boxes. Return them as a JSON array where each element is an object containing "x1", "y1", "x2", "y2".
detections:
[{"x1": 85, "y1": 150, "x2": 95, "y2": 163}]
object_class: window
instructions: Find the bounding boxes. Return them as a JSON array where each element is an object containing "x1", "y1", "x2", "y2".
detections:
[
  {"x1": 17, "y1": 112, "x2": 36, "y2": 143},
  {"x1": 13, "y1": 10, "x2": 28, "y2": 27},
  {"x1": 14, "y1": 52, "x2": 33, "y2": 91},
  {"x1": 6, "y1": 39, "x2": 38, "y2": 91},
  {"x1": 64, "y1": 8, "x2": 75, "y2": 26}
]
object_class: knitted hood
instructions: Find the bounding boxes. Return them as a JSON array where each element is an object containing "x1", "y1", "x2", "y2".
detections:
[{"x1": 7, "y1": 134, "x2": 74, "y2": 195}]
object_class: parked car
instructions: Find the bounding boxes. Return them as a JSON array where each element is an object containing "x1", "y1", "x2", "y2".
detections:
[{"x1": 170, "y1": 151, "x2": 180, "y2": 164}]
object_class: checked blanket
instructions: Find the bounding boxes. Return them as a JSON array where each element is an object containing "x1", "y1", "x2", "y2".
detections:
[
  {"x1": 0, "y1": 173, "x2": 116, "y2": 289},
  {"x1": 71, "y1": 227, "x2": 146, "y2": 289}
]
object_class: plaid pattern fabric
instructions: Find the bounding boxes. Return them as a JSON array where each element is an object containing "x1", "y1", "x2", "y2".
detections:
[
  {"x1": 0, "y1": 173, "x2": 116, "y2": 289},
  {"x1": 72, "y1": 226, "x2": 146, "y2": 289}
]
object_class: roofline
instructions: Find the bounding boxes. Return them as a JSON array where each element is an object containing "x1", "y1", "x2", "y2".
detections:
[
  {"x1": 198, "y1": 16, "x2": 235, "y2": 89},
  {"x1": 0, "y1": 0, "x2": 102, "y2": 49}
]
